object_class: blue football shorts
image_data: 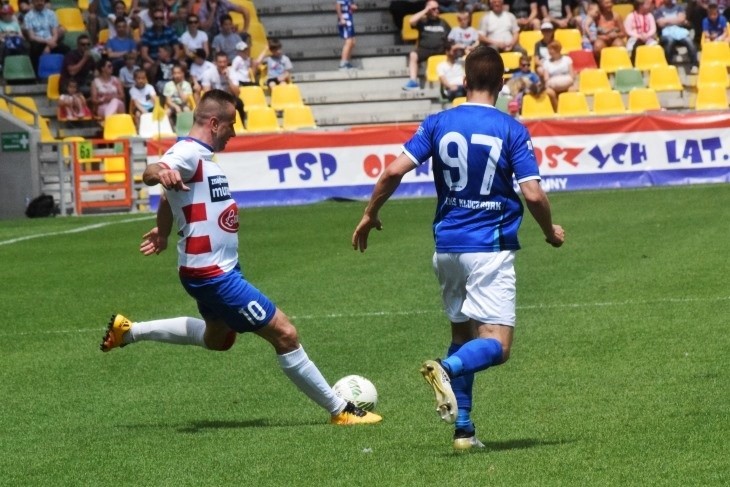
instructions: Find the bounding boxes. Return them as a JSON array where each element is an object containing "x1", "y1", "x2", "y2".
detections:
[
  {"x1": 338, "y1": 21, "x2": 355, "y2": 39},
  {"x1": 180, "y1": 264, "x2": 277, "y2": 333}
]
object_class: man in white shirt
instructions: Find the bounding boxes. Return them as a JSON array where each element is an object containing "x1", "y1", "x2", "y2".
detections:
[
  {"x1": 478, "y1": 0, "x2": 524, "y2": 53},
  {"x1": 179, "y1": 13, "x2": 210, "y2": 61}
]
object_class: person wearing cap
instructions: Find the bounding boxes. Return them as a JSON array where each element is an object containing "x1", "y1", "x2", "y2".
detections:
[
  {"x1": 701, "y1": 2, "x2": 729, "y2": 43},
  {"x1": 0, "y1": 4, "x2": 25, "y2": 62},
  {"x1": 533, "y1": 21, "x2": 556, "y2": 74},
  {"x1": 211, "y1": 14, "x2": 245, "y2": 63},
  {"x1": 478, "y1": 0, "x2": 525, "y2": 54},
  {"x1": 230, "y1": 40, "x2": 256, "y2": 86},
  {"x1": 179, "y1": 13, "x2": 209, "y2": 61}
]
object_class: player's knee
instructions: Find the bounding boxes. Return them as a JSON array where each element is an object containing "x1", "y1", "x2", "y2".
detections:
[
  {"x1": 272, "y1": 323, "x2": 299, "y2": 353},
  {"x1": 206, "y1": 330, "x2": 237, "y2": 351},
  {"x1": 498, "y1": 344, "x2": 511, "y2": 364}
]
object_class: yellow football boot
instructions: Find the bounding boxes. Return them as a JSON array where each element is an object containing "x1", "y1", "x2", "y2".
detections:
[
  {"x1": 330, "y1": 402, "x2": 383, "y2": 425},
  {"x1": 100, "y1": 314, "x2": 132, "y2": 352}
]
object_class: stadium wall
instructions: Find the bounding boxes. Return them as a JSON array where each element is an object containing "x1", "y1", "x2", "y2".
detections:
[{"x1": 146, "y1": 112, "x2": 730, "y2": 210}]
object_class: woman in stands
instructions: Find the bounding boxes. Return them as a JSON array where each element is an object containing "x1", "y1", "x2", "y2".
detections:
[
  {"x1": 540, "y1": 40, "x2": 576, "y2": 110},
  {"x1": 91, "y1": 59, "x2": 126, "y2": 118}
]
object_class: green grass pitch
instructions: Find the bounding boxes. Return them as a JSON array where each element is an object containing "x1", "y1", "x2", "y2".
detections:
[{"x1": 0, "y1": 184, "x2": 728, "y2": 486}]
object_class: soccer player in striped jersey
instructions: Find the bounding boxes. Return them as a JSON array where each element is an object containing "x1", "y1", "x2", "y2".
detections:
[
  {"x1": 101, "y1": 89, "x2": 381, "y2": 426},
  {"x1": 353, "y1": 46, "x2": 564, "y2": 448}
]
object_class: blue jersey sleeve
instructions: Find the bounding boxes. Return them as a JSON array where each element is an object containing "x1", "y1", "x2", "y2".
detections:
[
  {"x1": 507, "y1": 123, "x2": 541, "y2": 183},
  {"x1": 403, "y1": 116, "x2": 436, "y2": 165}
]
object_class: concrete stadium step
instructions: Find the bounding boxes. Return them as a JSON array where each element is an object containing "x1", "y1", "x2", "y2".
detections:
[
  {"x1": 264, "y1": 9, "x2": 395, "y2": 35},
  {"x1": 291, "y1": 55, "x2": 406, "y2": 73},
  {"x1": 311, "y1": 99, "x2": 432, "y2": 126},
  {"x1": 293, "y1": 64, "x2": 408, "y2": 82},
  {"x1": 298, "y1": 77, "x2": 436, "y2": 101},
  {"x1": 282, "y1": 36, "x2": 407, "y2": 60}
]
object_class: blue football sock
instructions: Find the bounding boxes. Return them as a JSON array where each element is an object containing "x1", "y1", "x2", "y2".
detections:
[
  {"x1": 447, "y1": 342, "x2": 474, "y2": 433},
  {"x1": 442, "y1": 338, "x2": 503, "y2": 377}
]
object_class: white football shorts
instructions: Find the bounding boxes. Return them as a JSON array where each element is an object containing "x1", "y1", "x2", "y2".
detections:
[{"x1": 432, "y1": 250, "x2": 516, "y2": 326}]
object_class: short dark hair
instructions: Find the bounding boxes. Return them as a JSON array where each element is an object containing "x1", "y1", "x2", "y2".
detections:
[
  {"x1": 195, "y1": 89, "x2": 238, "y2": 124},
  {"x1": 464, "y1": 45, "x2": 504, "y2": 96},
  {"x1": 268, "y1": 38, "x2": 282, "y2": 50},
  {"x1": 220, "y1": 14, "x2": 233, "y2": 24}
]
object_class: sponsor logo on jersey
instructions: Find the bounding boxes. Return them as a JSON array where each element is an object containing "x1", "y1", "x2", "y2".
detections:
[
  {"x1": 218, "y1": 203, "x2": 239, "y2": 233},
  {"x1": 208, "y1": 174, "x2": 231, "y2": 202}
]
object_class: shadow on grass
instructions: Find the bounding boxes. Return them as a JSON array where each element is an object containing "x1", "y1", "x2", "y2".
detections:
[
  {"x1": 447, "y1": 438, "x2": 572, "y2": 455},
  {"x1": 121, "y1": 417, "x2": 323, "y2": 434}
]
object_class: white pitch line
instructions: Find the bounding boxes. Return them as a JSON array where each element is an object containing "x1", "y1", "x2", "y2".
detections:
[
  {"x1": 0, "y1": 216, "x2": 154, "y2": 246},
  {"x1": 2, "y1": 295, "x2": 728, "y2": 338}
]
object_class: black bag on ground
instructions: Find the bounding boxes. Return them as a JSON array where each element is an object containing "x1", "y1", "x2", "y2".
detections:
[{"x1": 25, "y1": 194, "x2": 58, "y2": 218}]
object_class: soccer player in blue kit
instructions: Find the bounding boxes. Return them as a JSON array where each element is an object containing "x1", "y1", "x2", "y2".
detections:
[
  {"x1": 101, "y1": 90, "x2": 381, "y2": 426},
  {"x1": 352, "y1": 46, "x2": 564, "y2": 449}
]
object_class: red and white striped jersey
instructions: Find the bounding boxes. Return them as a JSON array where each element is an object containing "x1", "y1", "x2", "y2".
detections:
[{"x1": 158, "y1": 137, "x2": 239, "y2": 279}]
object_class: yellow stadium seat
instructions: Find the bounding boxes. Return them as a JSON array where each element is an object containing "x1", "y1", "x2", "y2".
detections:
[
  {"x1": 696, "y1": 62, "x2": 729, "y2": 88},
  {"x1": 521, "y1": 93, "x2": 555, "y2": 119},
  {"x1": 700, "y1": 41, "x2": 730, "y2": 67},
  {"x1": 234, "y1": 111, "x2": 246, "y2": 135},
  {"x1": 98, "y1": 28, "x2": 109, "y2": 45},
  {"x1": 103, "y1": 113, "x2": 137, "y2": 140},
  {"x1": 695, "y1": 85, "x2": 729, "y2": 110},
  {"x1": 471, "y1": 11, "x2": 485, "y2": 29},
  {"x1": 612, "y1": 3, "x2": 634, "y2": 19},
  {"x1": 270, "y1": 83, "x2": 304, "y2": 111},
  {"x1": 557, "y1": 91, "x2": 591, "y2": 116},
  {"x1": 247, "y1": 21, "x2": 268, "y2": 59},
  {"x1": 245, "y1": 107, "x2": 281, "y2": 133},
  {"x1": 0, "y1": 98, "x2": 8, "y2": 112},
  {"x1": 500, "y1": 51, "x2": 522, "y2": 72},
  {"x1": 555, "y1": 29, "x2": 582, "y2": 53},
  {"x1": 578, "y1": 68, "x2": 612, "y2": 95},
  {"x1": 55, "y1": 8, "x2": 86, "y2": 32},
  {"x1": 40, "y1": 117, "x2": 57, "y2": 142},
  {"x1": 402, "y1": 15, "x2": 419, "y2": 42},
  {"x1": 519, "y1": 30, "x2": 543, "y2": 54},
  {"x1": 103, "y1": 156, "x2": 127, "y2": 183},
  {"x1": 427, "y1": 54, "x2": 447, "y2": 84},
  {"x1": 451, "y1": 96, "x2": 467, "y2": 107},
  {"x1": 439, "y1": 13, "x2": 460, "y2": 27},
  {"x1": 239, "y1": 85, "x2": 268, "y2": 112},
  {"x1": 600, "y1": 46, "x2": 633, "y2": 73},
  {"x1": 592, "y1": 90, "x2": 627, "y2": 115},
  {"x1": 648, "y1": 65, "x2": 683, "y2": 92},
  {"x1": 11, "y1": 96, "x2": 39, "y2": 125},
  {"x1": 634, "y1": 44, "x2": 667, "y2": 71},
  {"x1": 228, "y1": 0, "x2": 259, "y2": 23},
  {"x1": 46, "y1": 73, "x2": 61, "y2": 101},
  {"x1": 627, "y1": 88, "x2": 661, "y2": 113},
  {"x1": 78, "y1": 0, "x2": 89, "y2": 10},
  {"x1": 282, "y1": 105, "x2": 317, "y2": 130}
]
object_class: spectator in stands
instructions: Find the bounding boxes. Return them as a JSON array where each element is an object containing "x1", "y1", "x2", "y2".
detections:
[
  {"x1": 540, "y1": 39, "x2": 575, "y2": 109},
  {"x1": 198, "y1": 0, "x2": 250, "y2": 38},
  {"x1": 231, "y1": 40, "x2": 256, "y2": 85},
  {"x1": 129, "y1": 69, "x2": 158, "y2": 127},
  {"x1": 179, "y1": 13, "x2": 209, "y2": 62},
  {"x1": 106, "y1": 1, "x2": 133, "y2": 40},
  {"x1": 60, "y1": 33, "x2": 95, "y2": 95},
  {"x1": 15, "y1": 0, "x2": 30, "y2": 25},
  {"x1": 538, "y1": 0, "x2": 576, "y2": 29},
  {"x1": 162, "y1": 64, "x2": 193, "y2": 124},
  {"x1": 594, "y1": 0, "x2": 626, "y2": 60},
  {"x1": 402, "y1": 0, "x2": 450, "y2": 90},
  {"x1": 170, "y1": 2, "x2": 189, "y2": 37},
  {"x1": 190, "y1": 47, "x2": 216, "y2": 83},
  {"x1": 336, "y1": 0, "x2": 357, "y2": 70},
  {"x1": 58, "y1": 78, "x2": 92, "y2": 120},
  {"x1": 211, "y1": 14, "x2": 245, "y2": 63},
  {"x1": 88, "y1": 0, "x2": 114, "y2": 44},
  {"x1": 118, "y1": 51, "x2": 139, "y2": 105},
  {"x1": 22, "y1": 0, "x2": 69, "y2": 73},
  {"x1": 152, "y1": 44, "x2": 176, "y2": 93},
  {"x1": 578, "y1": 1, "x2": 599, "y2": 51},
  {"x1": 389, "y1": 0, "x2": 426, "y2": 31},
  {"x1": 105, "y1": 17, "x2": 138, "y2": 73},
  {"x1": 478, "y1": 0, "x2": 525, "y2": 54},
  {"x1": 141, "y1": 7, "x2": 182, "y2": 81},
  {"x1": 447, "y1": 11, "x2": 481, "y2": 53},
  {"x1": 654, "y1": 0, "x2": 699, "y2": 73},
  {"x1": 137, "y1": 0, "x2": 168, "y2": 34},
  {"x1": 437, "y1": 40, "x2": 466, "y2": 101},
  {"x1": 533, "y1": 21, "x2": 556, "y2": 74},
  {"x1": 461, "y1": 0, "x2": 489, "y2": 11},
  {"x1": 256, "y1": 37, "x2": 293, "y2": 89},
  {"x1": 0, "y1": 4, "x2": 26, "y2": 64},
  {"x1": 506, "y1": 0, "x2": 541, "y2": 31},
  {"x1": 624, "y1": 0, "x2": 657, "y2": 62},
  {"x1": 701, "y1": 2, "x2": 729, "y2": 42},
  {"x1": 505, "y1": 54, "x2": 541, "y2": 114},
  {"x1": 91, "y1": 58, "x2": 126, "y2": 118},
  {"x1": 201, "y1": 51, "x2": 244, "y2": 122},
  {"x1": 438, "y1": 0, "x2": 460, "y2": 12},
  {"x1": 688, "y1": 0, "x2": 730, "y2": 45}
]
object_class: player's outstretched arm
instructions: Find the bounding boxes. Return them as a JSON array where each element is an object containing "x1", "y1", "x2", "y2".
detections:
[
  {"x1": 352, "y1": 153, "x2": 415, "y2": 252},
  {"x1": 140, "y1": 193, "x2": 173, "y2": 255},
  {"x1": 519, "y1": 179, "x2": 565, "y2": 248},
  {"x1": 143, "y1": 162, "x2": 190, "y2": 192}
]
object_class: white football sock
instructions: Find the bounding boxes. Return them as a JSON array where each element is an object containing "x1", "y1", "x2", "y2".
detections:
[
  {"x1": 277, "y1": 346, "x2": 347, "y2": 415},
  {"x1": 127, "y1": 317, "x2": 207, "y2": 348}
]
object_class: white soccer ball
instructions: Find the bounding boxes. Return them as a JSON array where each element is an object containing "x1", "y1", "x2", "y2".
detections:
[{"x1": 333, "y1": 375, "x2": 378, "y2": 412}]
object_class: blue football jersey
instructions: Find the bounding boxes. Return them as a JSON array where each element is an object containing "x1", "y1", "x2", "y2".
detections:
[{"x1": 403, "y1": 103, "x2": 541, "y2": 253}]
